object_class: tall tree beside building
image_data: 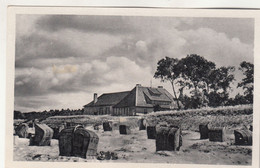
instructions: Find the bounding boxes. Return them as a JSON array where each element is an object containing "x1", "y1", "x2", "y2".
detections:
[
  {"x1": 207, "y1": 66, "x2": 235, "y2": 107},
  {"x1": 154, "y1": 54, "x2": 236, "y2": 109},
  {"x1": 154, "y1": 57, "x2": 182, "y2": 109},
  {"x1": 178, "y1": 54, "x2": 216, "y2": 108},
  {"x1": 179, "y1": 54, "x2": 216, "y2": 94},
  {"x1": 237, "y1": 61, "x2": 254, "y2": 104}
]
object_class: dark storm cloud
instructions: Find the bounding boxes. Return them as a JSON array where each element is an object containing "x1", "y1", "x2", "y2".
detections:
[
  {"x1": 15, "y1": 33, "x2": 89, "y2": 68},
  {"x1": 49, "y1": 77, "x2": 85, "y2": 93},
  {"x1": 177, "y1": 17, "x2": 255, "y2": 44},
  {"x1": 15, "y1": 78, "x2": 46, "y2": 96},
  {"x1": 36, "y1": 15, "x2": 137, "y2": 34},
  {"x1": 36, "y1": 15, "x2": 255, "y2": 45},
  {"x1": 15, "y1": 96, "x2": 61, "y2": 112},
  {"x1": 15, "y1": 66, "x2": 86, "y2": 97},
  {"x1": 15, "y1": 71, "x2": 51, "y2": 97},
  {"x1": 14, "y1": 76, "x2": 83, "y2": 97}
]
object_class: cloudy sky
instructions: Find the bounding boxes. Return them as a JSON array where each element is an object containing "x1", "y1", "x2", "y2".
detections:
[{"x1": 15, "y1": 15, "x2": 254, "y2": 112}]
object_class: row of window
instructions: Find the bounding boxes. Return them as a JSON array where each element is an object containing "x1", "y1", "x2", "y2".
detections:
[
  {"x1": 84, "y1": 107, "x2": 111, "y2": 114},
  {"x1": 113, "y1": 108, "x2": 134, "y2": 115},
  {"x1": 98, "y1": 107, "x2": 110, "y2": 114}
]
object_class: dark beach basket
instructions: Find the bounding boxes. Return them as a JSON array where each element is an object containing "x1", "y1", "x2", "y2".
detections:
[
  {"x1": 234, "y1": 130, "x2": 252, "y2": 146},
  {"x1": 59, "y1": 127, "x2": 77, "y2": 156},
  {"x1": 73, "y1": 128, "x2": 99, "y2": 158},
  {"x1": 103, "y1": 121, "x2": 112, "y2": 131},
  {"x1": 119, "y1": 125, "x2": 131, "y2": 135},
  {"x1": 50, "y1": 125, "x2": 65, "y2": 139},
  {"x1": 147, "y1": 126, "x2": 156, "y2": 139},
  {"x1": 156, "y1": 125, "x2": 182, "y2": 151},
  {"x1": 59, "y1": 125, "x2": 99, "y2": 158},
  {"x1": 208, "y1": 127, "x2": 226, "y2": 142},
  {"x1": 15, "y1": 123, "x2": 29, "y2": 138},
  {"x1": 30, "y1": 123, "x2": 53, "y2": 146},
  {"x1": 138, "y1": 118, "x2": 146, "y2": 130},
  {"x1": 199, "y1": 123, "x2": 209, "y2": 139}
]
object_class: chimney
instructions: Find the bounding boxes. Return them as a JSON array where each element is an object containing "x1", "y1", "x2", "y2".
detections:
[
  {"x1": 158, "y1": 86, "x2": 163, "y2": 88},
  {"x1": 136, "y1": 84, "x2": 141, "y2": 87},
  {"x1": 93, "y1": 93, "x2": 98, "y2": 104},
  {"x1": 135, "y1": 84, "x2": 141, "y2": 106}
]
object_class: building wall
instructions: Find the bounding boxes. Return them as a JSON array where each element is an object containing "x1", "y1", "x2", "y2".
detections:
[
  {"x1": 85, "y1": 105, "x2": 171, "y2": 116},
  {"x1": 112, "y1": 106, "x2": 154, "y2": 116},
  {"x1": 84, "y1": 106, "x2": 113, "y2": 115},
  {"x1": 135, "y1": 107, "x2": 154, "y2": 114},
  {"x1": 112, "y1": 107, "x2": 134, "y2": 116}
]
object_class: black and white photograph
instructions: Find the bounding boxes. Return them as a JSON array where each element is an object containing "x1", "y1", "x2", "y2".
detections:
[{"x1": 5, "y1": 7, "x2": 260, "y2": 167}]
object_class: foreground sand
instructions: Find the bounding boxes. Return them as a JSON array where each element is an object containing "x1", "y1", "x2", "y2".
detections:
[{"x1": 13, "y1": 126, "x2": 252, "y2": 165}]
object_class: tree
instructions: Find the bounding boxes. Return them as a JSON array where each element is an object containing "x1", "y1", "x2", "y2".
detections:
[
  {"x1": 154, "y1": 57, "x2": 182, "y2": 109},
  {"x1": 14, "y1": 110, "x2": 25, "y2": 119},
  {"x1": 237, "y1": 61, "x2": 254, "y2": 104},
  {"x1": 178, "y1": 54, "x2": 216, "y2": 107},
  {"x1": 180, "y1": 93, "x2": 206, "y2": 109},
  {"x1": 212, "y1": 66, "x2": 235, "y2": 93},
  {"x1": 206, "y1": 66, "x2": 235, "y2": 106},
  {"x1": 208, "y1": 92, "x2": 230, "y2": 107},
  {"x1": 178, "y1": 54, "x2": 236, "y2": 107},
  {"x1": 154, "y1": 54, "x2": 237, "y2": 109},
  {"x1": 179, "y1": 54, "x2": 216, "y2": 93},
  {"x1": 219, "y1": 67, "x2": 235, "y2": 92}
]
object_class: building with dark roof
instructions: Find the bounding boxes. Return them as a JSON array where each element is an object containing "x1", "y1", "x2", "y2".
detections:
[
  {"x1": 83, "y1": 91, "x2": 130, "y2": 115},
  {"x1": 83, "y1": 84, "x2": 179, "y2": 116}
]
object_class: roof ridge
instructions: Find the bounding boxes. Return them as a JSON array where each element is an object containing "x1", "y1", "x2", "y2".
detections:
[
  {"x1": 137, "y1": 86, "x2": 164, "y2": 89},
  {"x1": 101, "y1": 90, "x2": 131, "y2": 95}
]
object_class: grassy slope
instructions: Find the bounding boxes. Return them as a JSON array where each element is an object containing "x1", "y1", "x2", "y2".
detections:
[
  {"x1": 146, "y1": 104, "x2": 253, "y2": 133},
  {"x1": 41, "y1": 105, "x2": 253, "y2": 132}
]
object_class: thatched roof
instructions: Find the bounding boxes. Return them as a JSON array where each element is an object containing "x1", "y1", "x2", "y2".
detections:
[{"x1": 84, "y1": 91, "x2": 130, "y2": 107}]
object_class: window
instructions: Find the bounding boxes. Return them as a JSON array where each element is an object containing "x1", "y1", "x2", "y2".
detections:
[
  {"x1": 99, "y1": 108, "x2": 103, "y2": 115},
  {"x1": 126, "y1": 108, "x2": 129, "y2": 115},
  {"x1": 148, "y1": 88, "x2": 161, "y2": 96},
  {"x1": 106, "y1": 107, "x2": 110, "y2": 114}
]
